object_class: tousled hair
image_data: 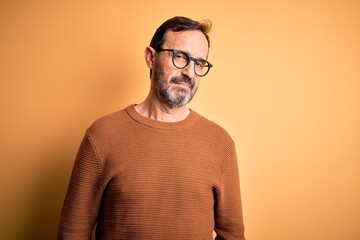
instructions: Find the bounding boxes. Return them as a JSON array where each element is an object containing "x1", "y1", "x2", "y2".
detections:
[{"x1": 150, "y1": 16, "x2": 212, "y2": 50}]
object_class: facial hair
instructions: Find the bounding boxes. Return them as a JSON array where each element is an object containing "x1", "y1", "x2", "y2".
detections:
[{"x1": 152, "y1": 59, "x2": 198, "y2": 109}]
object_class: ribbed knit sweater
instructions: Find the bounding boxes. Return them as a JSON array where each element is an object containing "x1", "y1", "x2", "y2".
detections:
[{"x1": 58, "y1": 105, "x2": 245, "y2": 240}]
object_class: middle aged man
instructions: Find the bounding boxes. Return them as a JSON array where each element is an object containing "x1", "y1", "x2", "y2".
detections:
[{"x1": 58, "y1": 16, "x2": 246, "y2": 239}]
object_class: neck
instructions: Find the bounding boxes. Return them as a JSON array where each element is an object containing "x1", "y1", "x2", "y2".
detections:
[{"x1": 134, "y1": 94, "x2": 190, "y2": 122}]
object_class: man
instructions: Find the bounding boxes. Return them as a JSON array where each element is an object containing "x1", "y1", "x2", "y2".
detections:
[{"x1": 58, "y1": 16, "x2": 246, "y2": 239}]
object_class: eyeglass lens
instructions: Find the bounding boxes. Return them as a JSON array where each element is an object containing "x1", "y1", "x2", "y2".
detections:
[{"x1": 172, "y1": 51, "x2": 211, "y2": 77}]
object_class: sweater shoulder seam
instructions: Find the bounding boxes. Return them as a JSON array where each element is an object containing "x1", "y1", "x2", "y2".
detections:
[{"x1": 85, "y1": 131, "x2": 105, "y2": 191}]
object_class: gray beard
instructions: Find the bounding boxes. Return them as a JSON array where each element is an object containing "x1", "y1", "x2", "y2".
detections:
[
  {"x1": 153, "y1": 63, "x2": 197, "y2": 109},
  {"x1": 158, "y1": 83, "x2": 193, "y2": 109}
]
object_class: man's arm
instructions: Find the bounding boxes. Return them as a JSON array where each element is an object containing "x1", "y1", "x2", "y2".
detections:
[
  {"x1": 57, "y1": 133, "x2": 103, "y2": 240},
  {"x1": 214, "y1": 146, "x2": 246, "y2": 240}
]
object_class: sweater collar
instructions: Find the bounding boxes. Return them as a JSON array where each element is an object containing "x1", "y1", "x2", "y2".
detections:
[{"x1": 126, "y1": 104, "x2": 198, "y2": 130}]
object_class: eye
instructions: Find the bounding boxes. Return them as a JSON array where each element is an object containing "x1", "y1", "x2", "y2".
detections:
[
  {"x1": 195, "y1": 60, "x2": 207, "y2": 68},
  {"x1": 174, "y1": 51, "x2": 188, "y2": 61}
]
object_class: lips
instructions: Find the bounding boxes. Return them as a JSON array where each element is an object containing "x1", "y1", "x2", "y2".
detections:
[
  {"x1": 171, "y1": 76, "x2": 194, "y2": 90},
  {"x1": 175, "y1": 81, "x2": 191, "y2": 89}
]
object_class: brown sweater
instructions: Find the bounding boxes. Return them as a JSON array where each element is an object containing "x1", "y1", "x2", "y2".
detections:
[{"x1": 58, "y1": 105, "x2": 245, "y2": 240}]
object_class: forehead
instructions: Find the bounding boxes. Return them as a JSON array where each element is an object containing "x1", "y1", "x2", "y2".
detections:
[{"x1": 163, "y1": 30, "x2": 209, "y2": 59}]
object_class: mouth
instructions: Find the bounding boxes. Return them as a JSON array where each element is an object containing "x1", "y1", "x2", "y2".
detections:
[
  {"x1": 171, "y1": 77, "x2": 194, "y2": 90},
  {"x1": 175, "y1": 81, "x2": 191, "y2": 89}
]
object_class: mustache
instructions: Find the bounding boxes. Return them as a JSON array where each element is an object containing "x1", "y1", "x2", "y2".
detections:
[{"x1": 170, "y1": 76, "x2": 195, "y2": 90}]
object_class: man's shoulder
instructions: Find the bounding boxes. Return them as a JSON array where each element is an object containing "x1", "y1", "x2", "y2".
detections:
[
  {"x1": 86, "y1": 106, "x2": 131, "y2": 137},
  {"x1": 193, "y1": 110, "x2": 234, "y2": 144}
]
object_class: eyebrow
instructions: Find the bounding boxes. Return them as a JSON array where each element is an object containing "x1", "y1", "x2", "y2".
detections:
[{"x1": 179, "y1": 49, "x2": 208, "y2": 61}]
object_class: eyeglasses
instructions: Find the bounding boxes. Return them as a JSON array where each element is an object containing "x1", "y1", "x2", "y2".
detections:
[{"x1": 156, "y1": 49, "x2": 213, "y2": 77}]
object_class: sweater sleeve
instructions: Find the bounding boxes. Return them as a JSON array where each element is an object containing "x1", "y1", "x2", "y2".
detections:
[
  {"x1": 214, "y1": 146, "x2": 246, "y2": 240},
  {"x1": 57, "y1": 133, "x2": 103, "y2": 240}
]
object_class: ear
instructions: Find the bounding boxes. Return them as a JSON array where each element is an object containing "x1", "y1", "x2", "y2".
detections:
[{"x1": 144, "y1": 46, "x2": 156, "y2": 69}]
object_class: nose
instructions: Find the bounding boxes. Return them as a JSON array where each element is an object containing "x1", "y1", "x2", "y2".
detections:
[{"x1": 181, "y1": 60, "x2": 196, "y2": 79}]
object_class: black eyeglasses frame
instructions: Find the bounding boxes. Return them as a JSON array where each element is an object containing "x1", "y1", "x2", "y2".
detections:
[{"x1": 156, "y1": 48, "x2": 213, "y2": 77}]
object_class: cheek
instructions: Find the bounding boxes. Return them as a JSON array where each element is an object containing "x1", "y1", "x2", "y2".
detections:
[
  {"x1": 165, "y1": 71, "x2": 184, "y2": 83},
  {"x1": 158, "y1": 62, "x2": 178, "y2": 79},
  {"x1": 193, "y1": 77, "x2": 201, "y2": 87},
  {"x1": 160, "y1": 56, "x2": 176, "y2": 71}
]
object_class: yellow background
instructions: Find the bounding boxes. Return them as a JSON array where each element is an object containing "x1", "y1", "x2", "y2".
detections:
[{"x1": 1, "y1": 1, "x2": 359, "y2": 239}]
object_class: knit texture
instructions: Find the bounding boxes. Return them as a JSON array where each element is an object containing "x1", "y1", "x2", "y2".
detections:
[{"x1": 58, "y1": 105, "x2": 245, "y2": 240}]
